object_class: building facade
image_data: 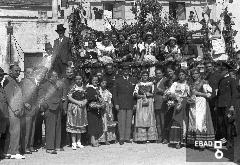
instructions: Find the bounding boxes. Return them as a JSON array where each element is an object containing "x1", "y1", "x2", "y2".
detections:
[{"x1": 0, "y1": 0, "x2": 238, "y2": 77}]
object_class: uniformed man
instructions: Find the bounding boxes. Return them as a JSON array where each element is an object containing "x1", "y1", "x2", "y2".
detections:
[{"x1": 113, "y1": 64, "x2": 137, "y2": 145}]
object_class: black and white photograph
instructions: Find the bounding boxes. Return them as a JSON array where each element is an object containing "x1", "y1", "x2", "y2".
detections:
[{"x1": 0, "y1": 0, "x2": 240, "y2": 164}]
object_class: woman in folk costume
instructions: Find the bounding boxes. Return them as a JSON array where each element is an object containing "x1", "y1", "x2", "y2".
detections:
[
  {"x1": 66, "y1": 74, "x2": 88, "y2": 150},
  {"x1": 140, "y1": 32, "x2": 158, "y2": 77},
  {"x1": 164, "y1": 37, "x2": 182, "y2": 62},
  {"x1": 98, "y1": 78, "x2": 117, "y2": 144},
  {"x1": 187, "y1": 68, "x2": 215, "y2": 149},
  {"x1": 86, "y1": 75, "x2": 105, "y2": 147},
  {"x1": 165, "y1": 69, "x2": 190, "y2": 149},
  {"x1": 97, "y1": 35, "x2": 116, "y2": 64},
  {"x1": 133, "y1": 70, "x2": 158, "y2": 143}
]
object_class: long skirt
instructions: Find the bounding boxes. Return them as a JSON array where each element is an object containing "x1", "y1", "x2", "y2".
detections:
[
  {"x1": 66, "y1": 103, "x2": 88, "y2": 134},
  {"x1": 187, "y1": 97, "x2": 215, "y2": 145},
  {"x1": 87, "y1": 110, "x2": 103, "y2": 139},
  {"x1": 134, "y1": 98, "x2": 158, "y2": 141},
  {"x1": 169, "y1": 99, "x2": 187, "y2": 144}
]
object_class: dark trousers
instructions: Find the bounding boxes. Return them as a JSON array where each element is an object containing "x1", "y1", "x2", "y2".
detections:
[
  {"x1": 34, "y1": 112, "x2": 44, "y2": 147},
  {"x1": 118, "y1": 110, "x2": 133, "y2": 141},
  {"x1": 52, "y1": 60, "x2": 67, "y2": 77},
  {"x1": 60, "y1": 114, "x2": 71, "y2": 147},
  {"x1": 216, "y1": 107, "x2": 231, "y2": 141},
  {"x1": 21, "y1": 115, "x2": 36, "y2": 152},
  {"x1": 0, "y1": 118, "x2": 10, "y2": 155},
  {"x1": 209, "y1": 98, "x2": 217, "y2": 132},
  {"x1": 155, "y1": 109, "x2": 165, "y2": 141},
  {"x1": 8, "y1": 116, "x2": 21, "y2": 155},
  {"x1": 45, "y1": 109, "x2": 61, "y2": 150},
  {"x1": 163, "y1": 106, "x2": 174, "y2": 141}
]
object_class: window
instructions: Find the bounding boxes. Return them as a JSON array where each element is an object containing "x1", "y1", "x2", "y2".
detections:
[
  {"x1": 103, "y1": 1, "x2": 125, "y2": 19},
  {"x1": 169, "y1": 2, "x2": 186, "y2": 20}
]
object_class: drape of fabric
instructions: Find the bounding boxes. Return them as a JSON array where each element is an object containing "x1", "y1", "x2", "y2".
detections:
[
  {"x1": 133, "y1": 82, "x2": 158, "y2": 141},
  {"x1": 187, "y1": 83, "x2": 215, "y2": 144},
  {"x1": 169, "y1": 98, "x2": 187, "y2": 144},
  {"x1": 66, "y1": 84, "x2": 88, "y2": 134},
  {"x1": 98, "y1": 88, "x2": 117, "y2": 142}
]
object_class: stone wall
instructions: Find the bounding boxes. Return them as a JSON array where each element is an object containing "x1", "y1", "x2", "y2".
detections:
[{"x1": 0, "y1": 19, "x2": 68, "y2": 78}]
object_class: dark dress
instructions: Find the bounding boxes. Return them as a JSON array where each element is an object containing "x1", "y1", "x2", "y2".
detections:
[{"x1": 86, "y1": 86, "x2": 103, "y2": 139}]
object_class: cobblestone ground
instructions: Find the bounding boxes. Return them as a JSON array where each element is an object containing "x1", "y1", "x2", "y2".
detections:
[{"x1": 0, "y1": 143, "x2": 237, "y2": 165}]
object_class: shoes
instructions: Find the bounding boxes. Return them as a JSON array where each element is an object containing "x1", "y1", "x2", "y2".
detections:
[
  {"x1": 125, "y1": 140, "x2": 132, "y2": 143},
  {"x1": 105, "y1": 141, "x2": 110, "y2": 145},
  {"x1": 4, "y1": 154, "x2": 11, "y2": 159},
  {"x1": 176, "y1": 143, "x2": 181, "y2": 149},
  {"x1": 55, "y1": 148, "x2": 64, "y2": 151},
  {"x1": 10, "y1": 154, "x2": 25, "y2": 159},
  {"x1": 91, "y1": 143, "x2": 99, "y2": 147},
  {"x1": 30, "y1": 148, "x2": 38, "y2": 152},
  {"x1": 72, "y1": 143, "x2": 77, "y2": 150},
  {"x1": 24, "y1": 150, "x2": 32, "y2": 154},
  {"x1": 119, "y1": 140, "x2": 124, "y2": 145},
  {"x1": 46, "y1": 150, "x2": 57, "y2": 154},
  {"x1": 77, "y1": 142, "x2": 85, "y2": 148},
  {"x1": 162, "y1": 139, "x2": 168, "y2": 144}
]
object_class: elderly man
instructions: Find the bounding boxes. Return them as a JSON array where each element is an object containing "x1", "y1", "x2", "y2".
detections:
[
  {"x1": 0, "y1": 67, "x2": 9, "y2": 159},
  {"x1": 39, "y1": 70, "x2": 63, "y2": 154},
  {"x1": 52, "y1": 24, "x2": 72, "y2": 77},
  {"x1": 4, "y1": 63, "x2": 25, "y2": 159},
  {"x1": 20, "y1": 68, "x2": 39, "y2": 154}
]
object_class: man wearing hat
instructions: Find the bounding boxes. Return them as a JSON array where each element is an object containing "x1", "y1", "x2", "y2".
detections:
[
  {"x1": 3, "y1": 63, "x2": 25, "y2": 159},
  {"x1": 53, "y1": 24, "x2": 72, "y2": 77},
  {"x1": 216, "y1": 61, "x2": 237, "y2": 148},
  {"x1": 113, "y1": 64, "x2": 137, "y2": 145},
  {"x1": 0, "y1": 67, "x2": 9, "y2": 158}
]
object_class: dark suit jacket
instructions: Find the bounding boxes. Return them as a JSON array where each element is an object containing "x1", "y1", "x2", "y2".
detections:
[
  {"x1": 0, "y1": 85, "x2": 8, "y2": 118},
  {"x1": 205, "y1": 71, "x2": 222, "y2": 98},
  {"x1": 20, "y1": 77, "x2": 39, "y2": 117},
  {"x1": 38, "y1": 80, "x2": 63, "y2": 111},
  {"x1": 62, "y1": 77, "x2": 74, "y2": 113},
  {"x1": 217, "y1": 75, "x2": 237, "y2": 108},
  {"x1": 4, "y1": 76, "x2": 23, "y2": 118},
  {"x1": 53, "y1": 36, "x2": 72, "y2": 64},
  {"x1": 154, "y1": 77, "x2": 167, "y2": 110},
  {"x1": 113, "y1": 76, "x2": 137, "y2": 110}
]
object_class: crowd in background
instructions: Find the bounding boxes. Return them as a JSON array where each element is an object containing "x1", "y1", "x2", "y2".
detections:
[{"x1": 0, "y1": 24, "x2": 240, "y2": 160}]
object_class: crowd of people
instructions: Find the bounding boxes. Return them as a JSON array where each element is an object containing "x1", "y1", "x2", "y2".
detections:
[{"x1": 0, "y1": 24, "x2": 240, "y2": 160}]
